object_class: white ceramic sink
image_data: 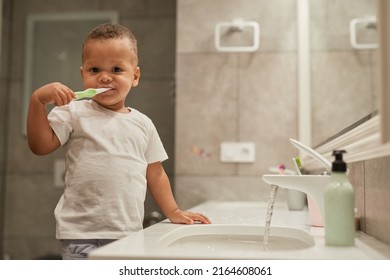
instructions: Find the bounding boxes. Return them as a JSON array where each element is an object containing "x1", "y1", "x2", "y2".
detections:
[
  {"x1": 159, "y1": 224, "x2": 315, "y2": 252},
  {"x1": 89, "y1": 201, "x2": 390, "y2": 260}
]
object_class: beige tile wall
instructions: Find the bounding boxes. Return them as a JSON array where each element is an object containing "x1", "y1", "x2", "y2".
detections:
[
  {"x1": 175, "y1": 0, "x2": 299, "y2": 209},
  {"x1": 347, "y1": 157, "x2": 390, "y2": 246},
  {"x1": 363, "y1": 156, "x2": 390, "y2": 245}
]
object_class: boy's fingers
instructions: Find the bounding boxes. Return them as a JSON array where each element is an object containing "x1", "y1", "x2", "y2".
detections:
[{"x1": 188, "y1": 212, "x2": 211, "y2": 224}]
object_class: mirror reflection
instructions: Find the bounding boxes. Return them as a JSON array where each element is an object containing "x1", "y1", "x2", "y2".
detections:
[{"x1": 309, "y1": 0, "x2": 378, "y2": 146}]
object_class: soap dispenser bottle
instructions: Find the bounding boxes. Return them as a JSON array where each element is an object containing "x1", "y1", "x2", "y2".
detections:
[{"x1": 325, "y1": 150, "x2": 355, "y2": 246}]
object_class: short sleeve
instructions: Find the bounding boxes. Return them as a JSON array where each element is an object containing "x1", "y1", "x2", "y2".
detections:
[
  {"x1": 48, "y1": 105, "x2": 73, "y2": 146},
  {"x1": 145, "y1": 120, "x2": 168, "y2": 164}
]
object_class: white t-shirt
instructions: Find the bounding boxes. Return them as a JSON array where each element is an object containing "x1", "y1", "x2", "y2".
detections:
[{"x1": 48, "y1": 100, "x2": 168, "y2": 239}]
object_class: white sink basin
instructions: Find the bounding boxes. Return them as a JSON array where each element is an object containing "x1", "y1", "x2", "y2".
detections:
[
  {"x1": 88, "y1": 201, "x2": 390, "y2": 260},
  {"x1": 159, "y1": 224, "x2": 315, "y2": 252}
]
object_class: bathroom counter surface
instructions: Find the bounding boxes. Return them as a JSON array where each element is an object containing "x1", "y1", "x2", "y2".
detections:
[{"x1": 89, "y1": 201, "x2": 390, "y2": 259}]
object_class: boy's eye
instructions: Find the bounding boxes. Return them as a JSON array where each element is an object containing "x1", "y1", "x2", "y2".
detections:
[
  {"x1": 89, "y1": 67, "x2": 99, "y2": 73},
  {"x1": 112, "y1": 67, "x2": 122, "y2": 73}
]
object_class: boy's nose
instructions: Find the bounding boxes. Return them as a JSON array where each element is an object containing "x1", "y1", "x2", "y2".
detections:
[{"x1": 98, "y1": 73, "x2": 113, "y2": 83}]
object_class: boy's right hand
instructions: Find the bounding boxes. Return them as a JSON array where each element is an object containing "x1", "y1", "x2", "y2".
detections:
[{"x1": 33, "y1": 82, "x2": 76, "y2": 106}]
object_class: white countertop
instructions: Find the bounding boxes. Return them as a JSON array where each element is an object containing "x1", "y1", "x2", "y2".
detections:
[{"x1": 89, "y1": 201, "x2": 390, "y2": 260}]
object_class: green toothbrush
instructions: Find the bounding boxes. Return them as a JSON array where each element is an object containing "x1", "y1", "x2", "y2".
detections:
[
  {"x1": 292, "y1": 156, "x2": 303, "y2": 175},
  {"x1": 74, "y1": 88, "x2": 111, "y2": 100}
]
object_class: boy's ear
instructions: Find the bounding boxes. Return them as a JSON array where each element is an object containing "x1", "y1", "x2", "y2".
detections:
[
  {"x1": 132, "y1": 66, "x2": 141, "y2": 87},
  {"x1": 80, "y1": 66, "x2": 84, "y2": 78}
]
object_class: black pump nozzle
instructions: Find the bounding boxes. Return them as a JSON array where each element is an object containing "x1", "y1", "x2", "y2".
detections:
[{"x1": 332, "y1": 150, "x2": 347, "y2": 172}]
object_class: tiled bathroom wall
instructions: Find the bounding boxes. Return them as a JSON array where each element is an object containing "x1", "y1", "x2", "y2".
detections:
[
  {"x1": 349, "y1": 156, "x2": 390, "y2": 245},
  {"x1": 175, "y1": 0, "x2": 299, "y2": 210},
  {"x1": 0, "y1": 0, "x2": 176, "y2": 259}
]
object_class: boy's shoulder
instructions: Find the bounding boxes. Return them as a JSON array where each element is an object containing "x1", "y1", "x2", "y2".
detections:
[
  {"x1": 127, "y1": 107, "x2": 154, "y2": 125},
  {"x1": 128, "y1": 107, "x2": 147, "y2": 118}
]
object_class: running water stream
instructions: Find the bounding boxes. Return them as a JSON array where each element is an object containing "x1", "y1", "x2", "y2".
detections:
[{"x1": 263, "y1": 184, "x2": 279, "y2": 250}]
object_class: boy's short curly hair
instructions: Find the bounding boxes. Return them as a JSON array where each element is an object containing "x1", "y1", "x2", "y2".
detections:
[{"x1": 83, "y1": 23, "x2": 138, "y2": 57}]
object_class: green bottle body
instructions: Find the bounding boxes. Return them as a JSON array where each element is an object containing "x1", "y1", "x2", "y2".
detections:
[{"x1": 325, "y1": 172, "x2": 355, "y2": 246}]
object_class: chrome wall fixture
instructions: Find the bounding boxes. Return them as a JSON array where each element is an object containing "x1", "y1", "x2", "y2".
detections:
[
  {"x1": 349, "y1": 16, "x2": 378, "y2": 50},
  {"x1": 214, "y1": 18, "x2": 260, "y2": 52}
]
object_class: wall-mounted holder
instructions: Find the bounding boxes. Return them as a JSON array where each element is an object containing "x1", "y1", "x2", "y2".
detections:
[
  {"x1": 214, "y1": 18, "x2": 260, "y2": 52},
  {"x1": 349, "y1": 16, "x2": 378, "y2": 50}
]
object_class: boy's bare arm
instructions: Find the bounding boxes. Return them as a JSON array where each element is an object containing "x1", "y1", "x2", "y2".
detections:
[
  {"x1": 147, "y1": 162, "x2": 211, "y2": 224},
  {"x1": 27, "y1": 82, "x2": 75, "y2": 155}
]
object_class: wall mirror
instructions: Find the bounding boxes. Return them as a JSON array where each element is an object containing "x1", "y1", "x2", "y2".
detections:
[
  {"x1": 21, "y1": 11, "x2": 118, "y2": 134},
  {"x1": 310, "y1": 0, "x2": 378, "y2": 147},
  {"x1": 298, "y1": 0, "x2": 390, "y2": 170}
]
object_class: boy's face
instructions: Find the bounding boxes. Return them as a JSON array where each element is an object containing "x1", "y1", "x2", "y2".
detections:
[{"x1": 80, "y1": 37, "x2": 140, "y2": 112}]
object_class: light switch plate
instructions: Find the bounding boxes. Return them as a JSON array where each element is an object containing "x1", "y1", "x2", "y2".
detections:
[{"x1": 220, "y1": 142, "x2": 255, "y2": 163}]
